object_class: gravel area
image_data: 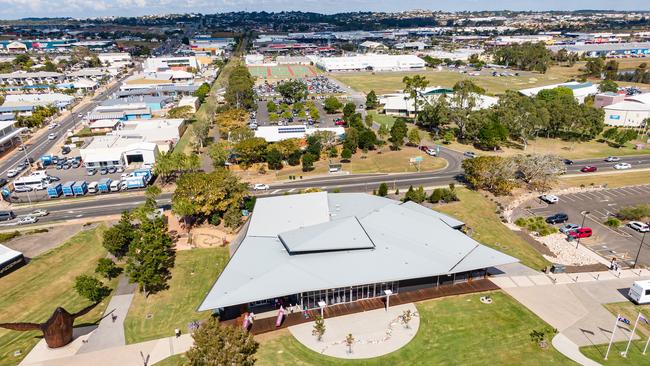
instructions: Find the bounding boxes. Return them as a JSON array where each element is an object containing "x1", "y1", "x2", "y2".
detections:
[{"x1": 535, "y1": 233, "x2": 605, "y2": 266}]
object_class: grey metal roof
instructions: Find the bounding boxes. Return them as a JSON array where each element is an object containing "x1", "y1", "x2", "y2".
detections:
[
  {"x1": 0, "y1": 244, "x2": 22, "y2": 266},
  {"x1": 198, "y1": 193, "x2": 518, "y2": 311}
]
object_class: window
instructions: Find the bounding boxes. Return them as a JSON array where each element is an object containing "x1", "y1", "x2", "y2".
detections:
[{"x1": 645, "y1": 289, "x2": 650, "y2": 295}]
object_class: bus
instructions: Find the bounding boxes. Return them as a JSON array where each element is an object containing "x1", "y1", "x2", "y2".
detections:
[{"x1": 12, "y1": 170, "x2": 51, "y2": 192}]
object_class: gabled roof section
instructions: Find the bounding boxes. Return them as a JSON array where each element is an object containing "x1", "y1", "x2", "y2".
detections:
[
  {"x1": 400, "y1": 200, "x2": 465, "y2": 229},
  {"x1": 246, "y1": 191, "x2": 330, "y2": 237},
  {"x1": 279, "y1": 216, "x2": 374, "y2": 254}
]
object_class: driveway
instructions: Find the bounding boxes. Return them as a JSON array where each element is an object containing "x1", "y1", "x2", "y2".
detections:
[{"x1": 519, "y1": 185, "x2": 650, "y2": 268}]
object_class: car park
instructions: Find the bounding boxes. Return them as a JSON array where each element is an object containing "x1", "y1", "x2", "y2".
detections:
[
  {"x1": 628, "y1": 221, "x2": 650, "y2": 233},
  {"x1": 581, "y1": 166, "x2": 597, "y2": 173},
  {"x1": 253, "y1": 183, "x2": 270, "y2": 191},
  {"x1": 546, "y1": 213, "x2": 569, "y2": 224},
  {"x1": 560, "y1": 223, "x2": 580, "y2": 234},
  {"x1": 614, "y1": 163, "x2": 632, "y2": 170},
  {"x1": 568, "y1": 227, "x2": 593, "y2": 239},
  {"x1": 540, "y1": 194, "x2": 559, "y2": 204},
  {"x1": 17, "y1": 216, "x2": 38, "y2": 225},
  {"x1": 605, "y1": 156, "x2": 621, "y2": 162}
]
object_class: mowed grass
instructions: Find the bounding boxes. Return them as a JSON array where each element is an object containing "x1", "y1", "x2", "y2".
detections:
[
  {"x1": 435, "y1": 188, "x2": 550, "y2": 270},
  {"x1": 438, "y1": 137, "x2": 649, "y2": 160},
  {"x1": 273, "y1": 147, "x2": 446, "y2": 181},
  {"x1": 153, "y1": 354, "x2": 187, "y2": 366},
  {"x1": 124, "y1": 247, "x2": 230, "y2": 344},
  {"x1": 331, "y1": 65, "x2": 579, "y2": 95},
  {"x1": 580, "y1": 301, "x2": 650, "y2": 365},
  {"x1": 559, "y1": 170, "x2": 650, "y2": 189},
  {"x1": 0, "y1": 226, "x2": 112, "y2": 366},
  {"x1": 366, "y1": 110, "x2": 397, "y2": 129},
  {"x1": 255, "y1": 291, "x2": 572, "y2": 366}
]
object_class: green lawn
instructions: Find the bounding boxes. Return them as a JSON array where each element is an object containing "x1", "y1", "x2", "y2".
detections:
[
  {"x1": 366, "y1": 110, "x2": 396, "y2": 129},
  {"x1": 559, "y1": 170, "x2": 650, "y2": 189},
  {"x1": 435, "y1": 189, "x2": 550, "y2": 270},
  {"x1": 0, "y1": 226, "x2": 113, "y2": 366},
  {"x1": 331, "y1": 65, "x2": 579, "y2": 96},
  {"x1": 255, "y1": 291, "x2": 572, "y2": 365},
  {"x1": 153, "y1": 354, "x2": 187, "y2": 366},
  {"x1": 123, "y1": 247, "x2": 229, "y2": 344},
  {"x1": 581, "y1": 302, "x2": 650, "y2": 365}
]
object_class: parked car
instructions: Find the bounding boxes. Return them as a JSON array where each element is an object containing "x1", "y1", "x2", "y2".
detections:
[
  {"x1": 87, "y1": 169, "x2": 98, "y2": 176},
  {"x1": 568, "y1": 227, "x2": 593, "y2": 239},
  {"x1": 107, "y1": 166, "x2": 117, "y2": 174},
  {"x1": 7, "y1": 169, "x2": 18, "y2": 178},
  {"x1": 560, "y1": 223, "x2": 581, "y2": 234},
  {"x1": 61, "y1": 146, "x2": 71, "y2": 155},
  {"x1": 48, "y1": 175, "x2": 60, "y2": 182},
  {"x1": 463, "y1": 151, "x2": 477, "y2": 158},
  {"x1": 30, "y1": 209, "x2": 49, "y2": 217},
  {"x1": 253, "y1": 183, "x2": 270, "y2": 191},
  {"x1": 71, "y1": 161, "x2": 81, "y2": 169},
  {"x1": 100, "y1": 168, "x2": 109, "y2": 175},
  {"x1": 581, "y1": 166, "x2": 597, "y2": 173},
  {"x1": 334, "y1": 119, "x2": 346, "y2": 126},
  {"x1": 55, "y1": 163, "x2": 63, "y2": 170},
  {"x1": 47, "y1": 133, "x2": 57, "y2": 140},
  {"x1": 540, "y1": 194, "x2": 559, "y2": 204},
  {"x1": 13, "y1": 185, "x2": 33, "y2": 193},
  {"x1": 0, "y1": 178, "x2": 7, "y2": 187},
  {"x1": 605, "y1": 156, "x2": 621, "y2": 162},
  {"x1": 116, "y1": 166, "x2": 125, "y2": 173},
  {"x1": 614, "y1": 163, "x2": 632, "y2": 170},
  {"x1": 17, "y1": 216, "x2": 38, "y2": 225},
  {"x1": 628, "y1": 221, "x2": 650, "y2": 233},
  {"x1": 62, "y1": 163, "x2": 71, "y2": 170},
  {"x1": 546, "y1": 213, "x2": 569, "y2": 224}
]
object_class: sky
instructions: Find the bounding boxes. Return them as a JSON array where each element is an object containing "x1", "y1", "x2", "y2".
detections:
[{"x1": 0, "y1": 0, "x2": 647, "y2": 19}]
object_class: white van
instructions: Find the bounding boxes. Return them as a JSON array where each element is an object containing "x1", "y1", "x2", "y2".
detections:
[
  {"x1": 109, "y1": 180, "x2": 121, "y2": 192},
  {"x1": 87, "y1": 182, "x2": 99, "y2": 194},
  {"x1": 628, "y1": 280, "x2": 650, "y2": 304}
]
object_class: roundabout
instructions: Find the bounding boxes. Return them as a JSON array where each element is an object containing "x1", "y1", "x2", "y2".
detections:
[{"x1": 288, "y1": 303, "x2": 419, "y2": 359}]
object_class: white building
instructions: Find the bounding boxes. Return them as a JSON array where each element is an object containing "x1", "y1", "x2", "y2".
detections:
[
  {"x1": 380, "y1": 87, "x2": 498, "y2": 117},
  {"x1": 603, "y1": 93, "x2": 650, "y2": 128},
  {"x1": 110, "y1": 119, "x2": 184, "y2": 152},
  {"x1": 177, "y1": 96, "x2": 199, "y2": 113},
  {"x1": 425, "y1": 48, "x2": 484, "y2": 61},
  {"x1": 0, "y1": 120, "x2": 26, "y2": 153},
  {"x1": 518, "y1": 81, "x2": 600, "y2": 104},
  {"x1": 143, "y1": 56, "x2": 202, "y2": 73},
  {"x1": 2, "y1": 93, "x2": 74, "y2": 110},
  {"x1": 254, "y1": 125, "x2": 345, "y2": 143},
  {"x1": 314, "y1": 54, "x2": 425, "y2": 72},
  {"x1": 98, "y1": 52, "x2": 132, "y2": 67},
  {"x1": 80, "y1": 135, "x2": 159, "y2": 168}
]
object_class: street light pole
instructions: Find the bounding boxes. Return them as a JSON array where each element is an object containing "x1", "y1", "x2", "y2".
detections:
[
  {"x1": 576, "y1": 210, "x2": 590, "y2": 249},
  {"x1": 16, "y1": 135, "x2": 32, "y2": 206},
  {"x1": 633, "y1": 231, "x2": 647, "y2": 269}
]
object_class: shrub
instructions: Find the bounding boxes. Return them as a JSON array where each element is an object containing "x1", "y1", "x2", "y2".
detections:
[
  {"x1": 604, "y1": 217, "x2": 621, "y2": 228},
  {"x1": 377, "y1": 183, "x2": 388, "y2": 197},
  {"x1": 0, "y1": 230, "x2": 21, "y2": 243},
  {"x1": 210, "y1": 213, "x2": 222, "y2": 226},
  {"x1": 617, "y1": 204, "x2": 650, "y2": 221},
  {"x1": 516, "y1": 216, "x2": 557, "y2": 236},
  {"x1": 514, "y1": 217, "x2": 527, "y2": 227},
  {"x1": 429, "y1": 188, "x2": 459, "y2": 203}
]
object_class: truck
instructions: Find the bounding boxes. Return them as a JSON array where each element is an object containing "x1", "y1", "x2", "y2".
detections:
[
  {"x1": 122, "y1": 175, "x2": 146, "y2": 190},
  {"x1": 72, "y1": 181, "x2": 88, "y2": 196},
  {"x1": 132, "y1": 169, "x2": 153, "y2": 183},
  {"x1": 97, "y1": 178, "x2": 112, "y2": 193},
  {"x1": 629, "y1": 280, "x2": 650, "y2": 304},
  {"x1": 47, "y1": 183, "x2": 62, "y2": 198},
  {"x1": 41, "y1": 154, "x2": 53, "y2": 166},
  {"x1": 62, "y1": 181, "x2": 75, "y2": 196}
]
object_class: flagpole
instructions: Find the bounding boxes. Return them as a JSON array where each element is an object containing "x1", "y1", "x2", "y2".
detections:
[
  {"x1": 605, "y1": 314, "x2": 620, "y2": 360},
  {"x1": 623, "y1": 313, "x2": 641, "y2": 358}
]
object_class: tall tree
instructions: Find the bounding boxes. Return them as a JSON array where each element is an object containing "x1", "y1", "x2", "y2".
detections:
[
  {"x1": 74, "y1": 275, "x2": 111, "y2": 303},
  {"x1": 402, "y1": 75, "x2": 429, "y2": 120},
  {"x1": 389, "y1": 118, "x2": 408, "y2": 149},
  {"x1": 276, "y1": 80, "x2": 308, "y2": 103},
  {"x1": 365, "y1": 90, "x2": 379, "y2": 109},
  {"x1": 102, "y1": 211, "x2": 135, "y2": 259},
  {"x1": 172, "y1": 170, "x2": 248, "y2": 220},
  {"x1": 187, "y1": 317, "x2": 258, "y2": 366},
  {"x1": 496, "y1": 91, "x2": 549, "y2": 150},
  {"x1": 448, "y1": 80, "x2": 482, "y2": 140},
  {"x1": 225, "y1": 65, "x2": 255, "y2": 109}
]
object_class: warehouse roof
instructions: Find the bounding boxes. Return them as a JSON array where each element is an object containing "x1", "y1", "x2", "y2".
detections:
[{"x1": 199, "y1": 192, "x2": 517, "y2": 310}]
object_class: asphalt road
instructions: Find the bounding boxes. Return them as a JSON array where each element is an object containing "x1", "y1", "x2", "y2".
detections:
[
  {"x1": 0, "y1": 78, "x2": 126, "y2": 177},
  {"x1": 564, "y1": 155, "x2": 650, "y2": 174}
]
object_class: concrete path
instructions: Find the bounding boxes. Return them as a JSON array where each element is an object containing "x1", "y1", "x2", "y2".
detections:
[
  {"x1": 552, "y1": 334, "x2": 602, "y2": 366},
  {"x1": 288, "y1": 303, "x2": 419, "y2": 359},
  {"x1": 77, "y1": 275, "x2": 137, "y2": 353}
]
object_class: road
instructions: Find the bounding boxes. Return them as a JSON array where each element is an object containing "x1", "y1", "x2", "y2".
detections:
[
  {"x1": 0, "y1": 78, "x2": 126, "y2": 177},
  {"x1": 564, "y1": 155, "x2": 650, "y2": 174},
  {"x1": 4, "y1": 149, "x2": 650, "y2": 227}
]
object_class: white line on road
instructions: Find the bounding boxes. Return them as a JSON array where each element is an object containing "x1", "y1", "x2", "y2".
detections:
[
  {"x1": 271, "y1": 189, "x2": 280, "y2": 194},
  {"x1": 288, "y1": 188, "x2": 295, "y2": 193}
]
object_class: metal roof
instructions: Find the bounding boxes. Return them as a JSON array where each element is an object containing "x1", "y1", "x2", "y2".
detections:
[
  {"x1": 198, "y1": 193, "x2": 518, "y2": 311},
  {"x1": 0, "y1": 244, "x2": 22, "y2": 267}
]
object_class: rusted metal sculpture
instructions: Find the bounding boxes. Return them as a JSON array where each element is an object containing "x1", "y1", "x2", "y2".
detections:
[{"x1": 0, "y1": 303, "x2": 98, "y2": 348}]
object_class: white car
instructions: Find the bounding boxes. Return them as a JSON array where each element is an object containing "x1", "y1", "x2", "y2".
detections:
[
  {"x1": 48, "y1": 123, "x2": 58, "y2": 130},
  {"x1": 540, "y1": 194, "x2": 559, "y2": 204},
  {"x1": 47, "y1": 133, "x2": 57, "y2": 140},
  {"x1": 614, "y1": 163, "x2": 631, "y2": 170},
  {"x1": 628, "y1": 221, "x2": 650, "y2": 233},
  {"x1": 17, "y1": 216, "x2": 38, "y2": 225},
  {"x1": 7, "y1": 169, "x2": 18, "y2": 178},
  {"x1": 30, "y1": 209, "x2": 49, "y2": 217},
  {"x1": 253, "y1": 183, "x2": 270, "y2": 191},
  {"x1": 605, "y1": 156, "x2": 621, "y2": 162}
]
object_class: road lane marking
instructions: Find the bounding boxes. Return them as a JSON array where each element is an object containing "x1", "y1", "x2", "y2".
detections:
[
  {"x1": 271, "y1": 189, "x2": 280, "y2": 194},
  {"x1": 288, "y1": 188, "x2": 295, "y2": 193}
]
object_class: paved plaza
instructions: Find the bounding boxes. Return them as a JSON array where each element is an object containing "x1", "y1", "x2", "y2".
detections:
[{"x1": 288, "y1": 303, "x2": 419, "y2": 359}]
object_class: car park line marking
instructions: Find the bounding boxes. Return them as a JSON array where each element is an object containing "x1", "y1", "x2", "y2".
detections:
[
  {"x1": 288, "y1": 188, "x2": 296, "y2": 193},
  {"x1": 629, "y1": 187, "x2": 648, "y2": 194},
  {"x1": 561, "y1": 195, "x2": 575, "y2": 202},
  {"x1": 271, "y1": 189, "x2": 280, "y2": 194}
]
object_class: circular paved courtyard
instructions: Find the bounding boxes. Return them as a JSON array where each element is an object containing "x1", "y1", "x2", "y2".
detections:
[{"x1": 288, "y1": 303, "x2": 419, "y2": 359}]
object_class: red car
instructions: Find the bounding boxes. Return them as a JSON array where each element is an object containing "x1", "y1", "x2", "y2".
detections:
[
  {"x1": 334, "y1": 118, "x2": 346, "y2": 126},
  {"x1": 419, "y1": 145, "x2": 431, "y2": 152},
  {"x1": 568, "y1": 227, "x2": 592, "y2": 239},
  {"x1": 581, "y1": 166, "x2": 597, "y2": 173}
]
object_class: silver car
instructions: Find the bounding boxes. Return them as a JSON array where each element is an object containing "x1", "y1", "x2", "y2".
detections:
[{"x1": 560, "y1": 223, "x2": 580, "y2": 234}]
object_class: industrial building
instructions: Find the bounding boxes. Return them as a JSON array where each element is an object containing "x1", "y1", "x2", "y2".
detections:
[
  {"x1": 0, "y1": 120, "x2": 26, "y2": 153},
  {"x1": 254, "y1": 125, "x2": 345, "y2": 143},
  {"x1": 603, "y1": 93, "x2": 650, "y2": 128},
  {"x1": 80, "y1": 135, "x2": 158, "y2": 168},
  {"x1": 518, "y1": 81, "x2": 600, "y2": 104},
  {"x1": 110, "y1": 119, "x2": 184, "y2": 152},
  {"x1": 198, "y1": 192, "x2": 517, "y2": 316},
  {"x1": 547, "y1": 42, "x2": 650, "y2": 57},
  {"x1": 314, "y1": 54, "x2": 425, "y2": 72}
]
